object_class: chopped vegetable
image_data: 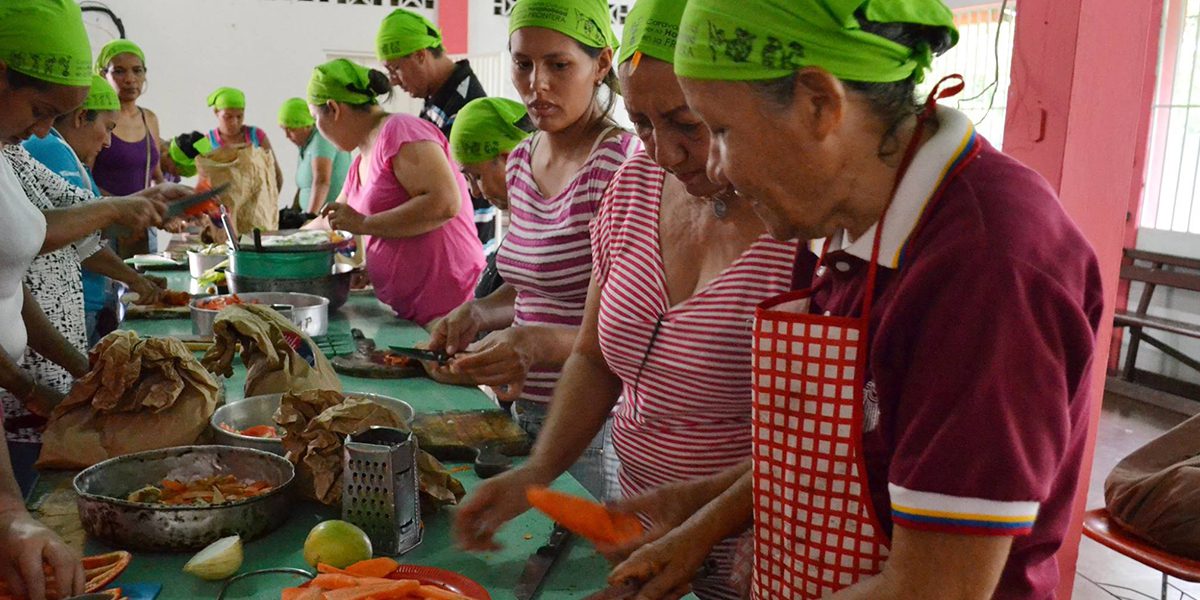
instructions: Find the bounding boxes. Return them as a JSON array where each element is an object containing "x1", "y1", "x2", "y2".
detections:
[
  {"x1": 526, "y1": 486, "x2": 644, "y2": 546},
  {"x1": 196, "y1": 294, "x2": 259, "y2": 311},
  {"x1": 343, "y1": 557, "x2": 400, "y2": 578},
  {"x1": 219, "y1": 422, "x2": 283, "y2": 438},
  {"x1": 125, "y1": 475, "x2": 273, "y2": 506},
  {"x1": 159, "y1": 290, "x2": 192, "y2": 306},
  {"x1": 183, "y1": 535, "x2": 243, "y2": 580}
]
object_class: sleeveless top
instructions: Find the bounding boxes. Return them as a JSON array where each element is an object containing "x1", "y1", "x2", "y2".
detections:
[
  {"x1": 207, "y1": 126, "x2": 265, "y2": 149},
  {"x1": 92, "y1": 109, "x2": 159, "y2": 195}
]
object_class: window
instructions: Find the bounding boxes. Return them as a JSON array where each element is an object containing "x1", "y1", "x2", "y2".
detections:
[
  {"x1": 1141, "y1": 0, "x2": 1200, "y2": 233},
  {"x1": 920, "y1": 2, "x2": 1017, "y2": 146}
]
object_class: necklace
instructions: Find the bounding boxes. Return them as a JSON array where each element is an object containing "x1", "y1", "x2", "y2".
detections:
[{"x1": 710, "y1": 189, "x2": 736, "y2": 219}]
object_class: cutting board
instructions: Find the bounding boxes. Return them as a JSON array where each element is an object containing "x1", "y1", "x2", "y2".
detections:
[
  {"x1": 124, "y1": 303, "x2": 189, "y2": 319},
  {"x1": 412, "y1": 409, "x2": 531, "y2": 461},
  {"x1": 331, "y1": 328, "x2": 424, "y2": 378}
]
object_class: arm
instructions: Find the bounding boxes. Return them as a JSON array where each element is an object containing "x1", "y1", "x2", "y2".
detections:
[
  {"x1": 427, "y1": 283, "x2": 517, "y2": 354},
  {"x1": 20, "y1": 287, "x2": 87, "y2": 378},
  {"x1": 80, "y1": 248, "x2": 163, "y2": 302},
  {"x1": 0, "y1": 438, "x2": 84, "y2": 600},
  {"x1": 454, "y1": 275, "x2": 622, "y2": 550},
  {"x1": 323, "y1": 141, "x2": 461, "y2": 239},
  {"x1": 258, "y1": 132, "x2": 285, "y2": 190},
  {"x1": 145, "y1": 110, "x2": 165, "y2": 184},
  {"x1": 40, "y1": 191, "x2": 175, "y2": 254},
  {"x1": 828, "y1": 527, "x2": 1011, "y2": 600},
  {"x1": 306, "y1": 156, "x2": 334, "y2": 214}
]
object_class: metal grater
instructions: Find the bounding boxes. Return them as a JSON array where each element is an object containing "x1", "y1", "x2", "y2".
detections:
[{"x1": 342, "y1": 427, "x2": 423, "y2": 555}]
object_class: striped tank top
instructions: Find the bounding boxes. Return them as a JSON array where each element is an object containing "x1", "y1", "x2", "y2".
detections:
[
  {"x1": 592, "y1": 153, "x2": 795, "y2": 599},
  {"x1": 496, "y1": 129, "x2": 640, "y2": 403}
]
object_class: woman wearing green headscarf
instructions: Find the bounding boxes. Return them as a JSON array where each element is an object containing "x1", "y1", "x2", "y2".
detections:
[
  {"x1": 605, "y1": 1, "x2": 1105, "y2": 599},
  {"x1": 206, "y1": 86, "x2": 285, "y2": 190},
  {"x1": 427, "y1": 0, "x2": 639, "y2": 502},
  {"x1": 453, "y1": 5, "x2": 799, "y2": 599},
  {"x1": 278, "y1": 97, "x2": 351, "y2": 214},
  {"x1": 304, "y1": 58, "x2": 483, "y2": 326}
]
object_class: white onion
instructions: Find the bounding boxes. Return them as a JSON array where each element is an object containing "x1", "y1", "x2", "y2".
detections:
[{"x1": 183, "y1": 535, "x2": 243, "y2": 580}]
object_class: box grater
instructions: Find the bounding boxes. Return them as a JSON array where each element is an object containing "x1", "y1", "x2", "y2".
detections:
[{"x1": 342, "y1": 427, "x2": 422, "y2": 555}]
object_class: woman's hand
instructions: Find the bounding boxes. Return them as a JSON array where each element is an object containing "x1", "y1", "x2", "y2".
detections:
[
  {"x1": 320, "y1": 203, "x2": 367, "y2": 234},
  {"x1": 449, "y1": 328, "x2": 535, "y2": 401},
  {"x1": 23, "y1": 384, "x2": 65, "y2": 419},
  {"x1": 453, "y1": 465, "x2": 554, "y2": 552},
  {"x1": 427, "y1": 302, "x2": 486, "y2": 356},
  {"x1": 0, "y1": 509, "x2": 84, "y2": 600},
  {"x1": 129, "y1": 275, "x2": 164, "y2": 306},
  {"x1": 607, "y1": 518, "x2": 720, "y2": 600},
  {"x1": 103, "y1": 196, "x2": 168, "y2": 231},
  {"x1": 598, "y1": 478, "x2": 723, "y2": 564}
]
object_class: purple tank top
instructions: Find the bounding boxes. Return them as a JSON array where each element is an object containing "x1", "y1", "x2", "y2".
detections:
[{"x1": 93, "y1": 114, "x2": 159, "y2": 195}]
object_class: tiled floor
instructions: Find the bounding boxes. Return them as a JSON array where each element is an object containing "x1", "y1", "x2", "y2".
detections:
[{"x1": 1071, "y1": 392, "x2": 1200, "y2": 600}]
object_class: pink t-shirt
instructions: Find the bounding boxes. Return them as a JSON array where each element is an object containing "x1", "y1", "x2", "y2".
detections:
[{"x1": 345, "y1": 114, "x2": 484, "y2": 324}]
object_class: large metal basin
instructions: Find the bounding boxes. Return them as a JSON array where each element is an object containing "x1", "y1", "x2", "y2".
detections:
[
  {"x1": 227, "y1": 263, "x2": 356, "y2": 312},
  {"x1": 210, "y1": 392, "x2": 415, "y2": 455},
  {"x1": 189, "y1": 292, "x2": 329, "y2": 337},
  {"x1": 73, "y1": 445, "x2": 295, "y2": 552}
]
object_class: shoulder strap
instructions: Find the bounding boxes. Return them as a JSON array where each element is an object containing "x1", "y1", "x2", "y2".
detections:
[{"x1": 140, "y1": 108, "x2": 152, "y2": 188}]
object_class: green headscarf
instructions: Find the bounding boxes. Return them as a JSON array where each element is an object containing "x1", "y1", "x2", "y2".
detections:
[
  {"x1": 618, "y1": 0, "x2": 686, "y2": 65},
  {"x1": 308, "y1": 59, "x2": 377, "y2": 106},
  {"x1": 278, "y1": 97, "x2": 315, "y2": 128},
  {"x1": 675, "y1": 0, "x2": 958, "y2": 83},
  {"x1": 376, "y1": 9, "x2": 443, "y2": 61},
  {"x1": 207, "y1": 87, "x2": 246, "y2": 110},
  {"x1": 0, "y1": 0, "x2": 92, "y2": 87},
  {"x1": 169, "y1": 131, "x2": 214, "y2": 178},
  {"x1": 95, "y1": 39, "x2": 145, "y2": 73},
  {"x1": 82, "y1": 75, "x2": 120, "y2": 112},
  {"x1": 450, "y1": 98, "x2": 531, "y2": 166},
  {"x1": 508, "y1": 0, "x2": 619, "y2": 51}
]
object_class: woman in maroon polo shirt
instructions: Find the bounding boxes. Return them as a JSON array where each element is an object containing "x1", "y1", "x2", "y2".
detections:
[{"x1": 602, "y1": 1, "x2": 1105, "y2": 599}]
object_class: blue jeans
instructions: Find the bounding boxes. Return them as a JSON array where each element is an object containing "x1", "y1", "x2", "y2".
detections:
[{"x1": 512, "y1": 400, "x2": 615, "y2": 501}]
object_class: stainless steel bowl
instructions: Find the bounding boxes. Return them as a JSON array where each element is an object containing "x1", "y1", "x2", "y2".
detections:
[
  {"x1": 227, "y1": 263, "x2": 357, "y2": 312},
  {"x1": 187, "y1": 249, "x2": 229, "y2": 279},
  {"x1": 73, "y1": 445, "x2": 295, "y2": 552},
  {"x1": 210, "y1": 392, "x2": 415, "y2": 455},
  {"x1": 189, "y1": 292, "x2": 329, "y2": 337}
]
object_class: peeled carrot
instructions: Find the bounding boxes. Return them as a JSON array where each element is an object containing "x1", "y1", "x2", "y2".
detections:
[
  {"x1": 414, "y1": 585, "x2": 473, "y2": 600},
  {"x1": 312, "y1": 573, "x2": 363, "y2": 590},
  {"x1": 525, "y1": 486, "x2": 644, "y2": 546},
  {"x1": 344, "y1": 557, "x2": 400, "y2": 578},
  {"x1": 323, "y1": 582, "x2": 417, "y2": 600},
  {"x1": 281, "y1": 587, "x2": 320, "y2": 600},
  {"x1": 318, "y1": 563, "x2": 356, "y2": 576}
]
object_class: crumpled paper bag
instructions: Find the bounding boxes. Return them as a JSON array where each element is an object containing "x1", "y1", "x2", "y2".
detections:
[
  {"x1": 37, "y1": 331, "x2": 220, "y2": 469},
  {"x1": 201, "y1": 304, "x2": 341, "y2": 397},
  {"x1": 196, "y1": 145, "x2": 279, "y2": 233},
  {"x1": 275, "y1": 390, "x2": 464, "y2": 512}
]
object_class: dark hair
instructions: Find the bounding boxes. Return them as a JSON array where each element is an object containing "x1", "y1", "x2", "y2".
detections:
[
  {"x1": 428, "y1": 45, "x2": 445, "y2": 59},
  {"x1": 55, "y1": 109, "x2": 101, "y2": 125},
  {"x1": 316, "y1": 68, "x2": 394, "y2": 113},
  {"x1": 4, "y1": 68, "x2": 52, "y2": 91},
  {"x1": 515, "y1": 114, "x2": 537, "y2": 134},
  {"x1": 576, "y1": 41, "x2": 620, "y2": 121},
  {"x1": 752, "y1": 16, "x2": 954, "y2": 154}
]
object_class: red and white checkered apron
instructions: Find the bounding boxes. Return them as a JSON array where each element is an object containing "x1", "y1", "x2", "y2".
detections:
[
  {"x1": 749, "y1": 286, "x2": 889, "y2": 599},
  {"x1": 747, "y1": 75, "x2": 968, "y2": 600}
]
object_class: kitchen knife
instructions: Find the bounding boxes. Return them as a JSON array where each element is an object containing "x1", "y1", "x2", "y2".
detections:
[
  {"x1": 164, "y1": 183, "x2": 230, "y2": 218},
  {"x1": 514, "y1": 524, "x2": 575, "y2": 600},
  {"x1": 387, "y1": 345, "x2": 455, "y2": 365}
]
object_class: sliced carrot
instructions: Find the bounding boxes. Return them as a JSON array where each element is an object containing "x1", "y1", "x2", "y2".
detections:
[
  {"x1": 525, "y1": 486, "x2": 644, "y2": 546},
  {"x1": 414, "y1": 585, "x2": 473, "y2": 600},
  {"x1": 240, "y1": 425, "x2": 279, "y2": 438},
  {"x1": 323, "y1": 582, "x2": 416, "y2": 600},
  {"x1": 281, "y1": 587, "x2": 324, "y2": 600},
  {"x1": 318, "y1": 563, "x2": 356, "y2": 576},
  {"x1": 344, "y1": 557, "x2": 400, "y2": 579},
  {"x1": 311, "y1": 573, "x2": 363, "y2": 590},
  {"x1": 160, "y1": 479, "x2": 187, "y2": 492}
]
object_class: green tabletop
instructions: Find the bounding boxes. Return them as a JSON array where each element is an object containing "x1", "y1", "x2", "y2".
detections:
[{"x1": 76, "y1": 272, "x2": 611, "y2": 599}]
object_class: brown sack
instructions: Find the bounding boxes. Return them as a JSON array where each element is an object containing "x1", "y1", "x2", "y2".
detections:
[
  {"x1": 196, "y1": 145, "x2": 279, "y2": 233},
  {"x1": 37, "y1": 331, "x2": 221, "y2": 469},
  {"x1": 1104, "y1": 412, "x2": 1200, "y2": 560},
  {"x1": 201, "y1": 304, "x2": 341, "y2": 397}
]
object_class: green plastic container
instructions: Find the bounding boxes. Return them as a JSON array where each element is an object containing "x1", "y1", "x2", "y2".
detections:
[{"x1": 229, "y1": 248, "x2": 333, "y2": 279}]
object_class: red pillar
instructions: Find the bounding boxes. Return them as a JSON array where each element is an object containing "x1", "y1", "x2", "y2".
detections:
[
  {"x1": 438, "y1": 0, "x2": 469, "y2": 55},
  {"x1": 1001, "y1": 0, "x2": 1164, "y2": 597}
]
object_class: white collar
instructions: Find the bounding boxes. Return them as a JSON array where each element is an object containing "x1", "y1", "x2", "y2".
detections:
[{"x1": 836, "y1": 105, "x2": 976, "y2": 268}]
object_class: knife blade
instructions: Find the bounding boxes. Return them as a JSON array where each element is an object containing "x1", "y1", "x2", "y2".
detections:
[
  {"x1": 514, "y1": 524, "x2": 575, "y2": 600},
  {"x1": 387, "y1": 345, "x2": 455, "y2": 365}
]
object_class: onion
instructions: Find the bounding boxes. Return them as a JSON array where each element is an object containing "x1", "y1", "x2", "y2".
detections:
[{"x1": 183, "y1": 535, "x2": 243, "y2": 580}]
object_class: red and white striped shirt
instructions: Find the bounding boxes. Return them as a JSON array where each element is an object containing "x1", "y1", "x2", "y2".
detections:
[
  {"x1": 593, "y1": 152, "x2": 796, "y2": 494},
  {"x1": 496, "y1": 130, "x2": 641, "y2": 403}
]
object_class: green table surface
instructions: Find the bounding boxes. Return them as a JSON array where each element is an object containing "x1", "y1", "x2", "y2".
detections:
[{"x1": 61, "y1": 271, "x2": 612, "y2": 599}]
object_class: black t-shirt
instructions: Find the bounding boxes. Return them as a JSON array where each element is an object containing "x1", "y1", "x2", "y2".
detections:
[{"x1": 422, "y1": 59, "x2": 488, "y2": 140}]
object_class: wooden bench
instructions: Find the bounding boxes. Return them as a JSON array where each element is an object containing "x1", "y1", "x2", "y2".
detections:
[{"x1": 1111, "y1": 248, "x2": 1200, "y2": 402}]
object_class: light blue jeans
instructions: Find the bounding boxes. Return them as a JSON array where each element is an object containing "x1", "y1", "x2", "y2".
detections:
[{"x1": 512, "y1": 400, "x2": 616, "y2": 501}]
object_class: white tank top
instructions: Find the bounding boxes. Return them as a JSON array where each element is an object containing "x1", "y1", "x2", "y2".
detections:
[{"x1": 0, "y1": 152, "x2": 48, "y2": 360}]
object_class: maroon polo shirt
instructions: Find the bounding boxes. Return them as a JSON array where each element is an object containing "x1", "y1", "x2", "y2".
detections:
[{"x1": 809, "y1": 124, "x2": 1104, "y2": 598}]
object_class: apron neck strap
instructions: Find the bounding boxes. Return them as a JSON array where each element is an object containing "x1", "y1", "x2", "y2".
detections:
[{"x1": 859, "y1": 74, "x2": 966, "y2": 319}]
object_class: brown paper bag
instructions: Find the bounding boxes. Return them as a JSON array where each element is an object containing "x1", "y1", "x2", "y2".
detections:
[
  {"x1": 196, "y1": 145, "x2": 279, "y2": 233},
  {"x1": 201, "y1": 304, "x2": 341, "y2": 397},
  {"x1": 1104, "y1": 412, "x2": 1200, "y2": 560},
  {"x1": 37, "y1": 331, "x2": 221, "y2": 469}
]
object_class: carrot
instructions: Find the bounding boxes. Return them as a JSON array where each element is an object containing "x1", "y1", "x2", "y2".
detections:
[
  {"x1": 318, "y1": 563, "x2": 356, "y2": 576},
  {"x1": 414, "y1": 585, "x2": 473, "y2": 600},
  {"x1": 240, "y1": 425, "x2": 279, "y2": 438},
  {"x1": 323, "y1": 582, "x2": 416, "y2": 600},
  {"x1": 312, "y1": 573, "x2": 363, "y2": 590},
  {"x1": 344, "y1": 557, "x2": 400, "y2": 579},
  {"x1": 525, "y1": 486, "x2": 644, "y2": 546},
  {"x1": 281, "y1": 587, "x2": 320, "y2": 600}
]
